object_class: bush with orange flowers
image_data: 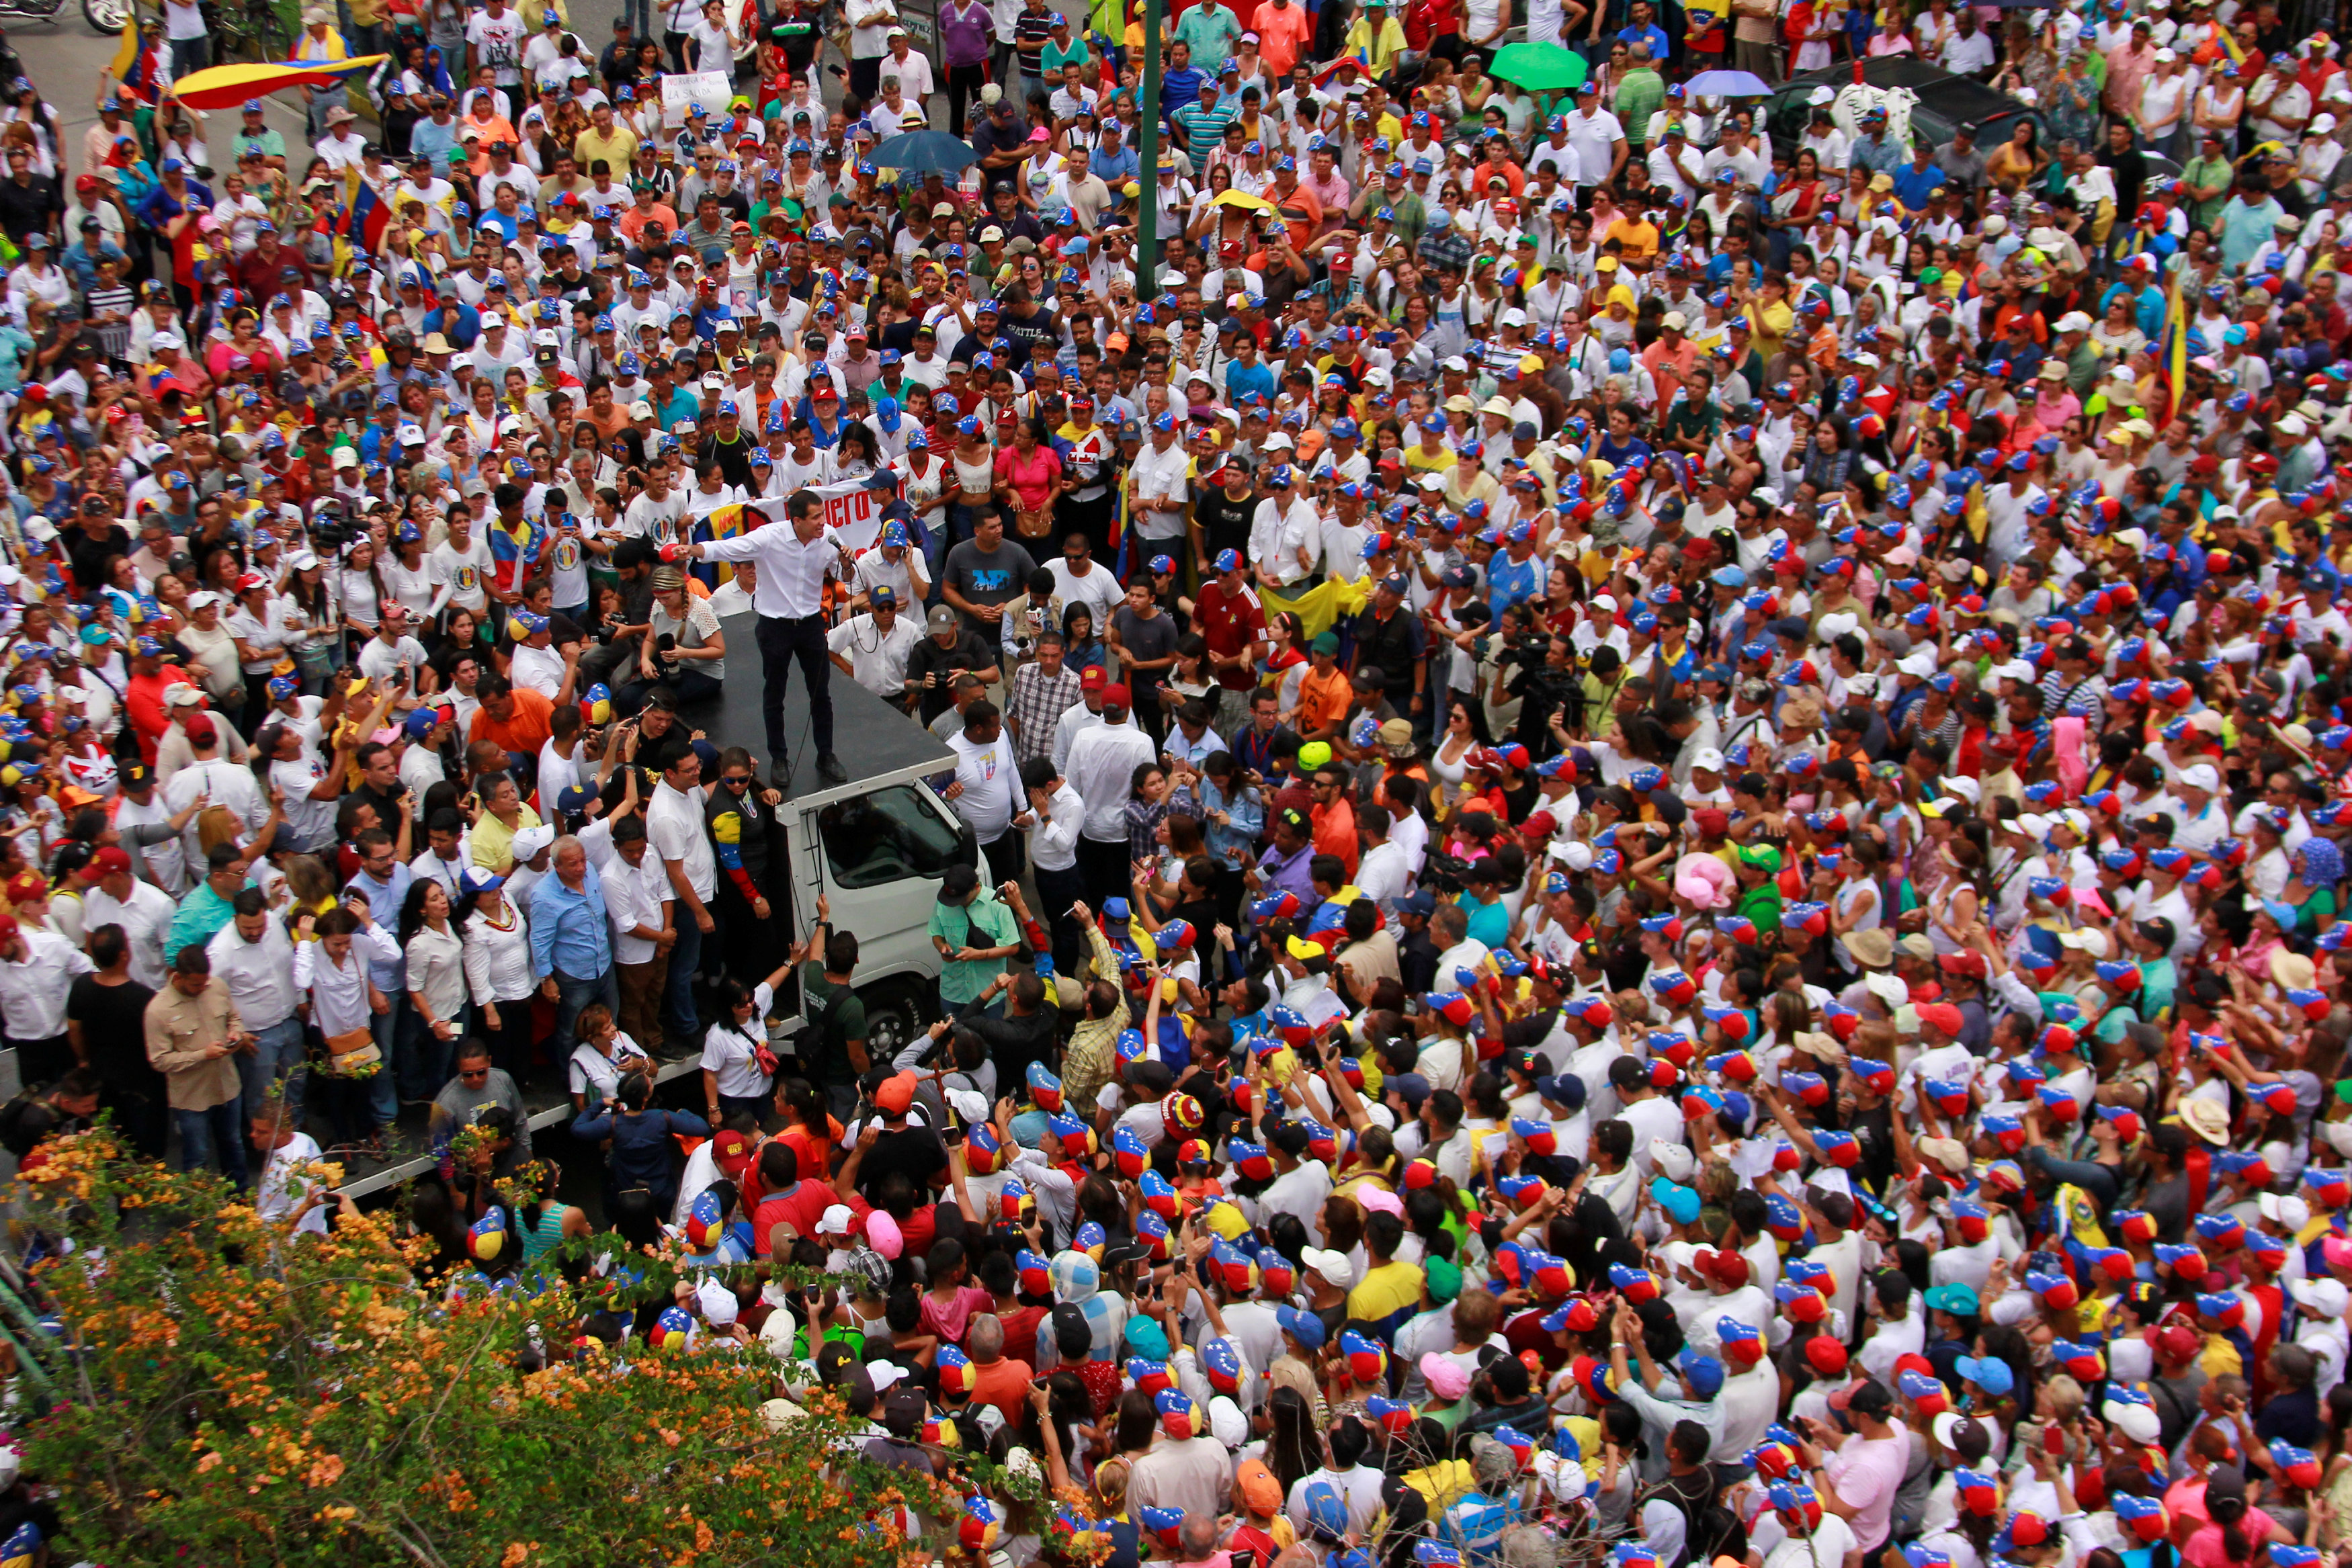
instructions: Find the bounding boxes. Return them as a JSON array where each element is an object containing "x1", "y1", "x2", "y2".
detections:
[{"x1": 10, "y1": 1127, "x2": 1048, "y2": 1567}]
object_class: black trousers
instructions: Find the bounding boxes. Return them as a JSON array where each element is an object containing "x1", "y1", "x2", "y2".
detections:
[
  {"x1": 1034, "y1": 862, "x2": 1087, "y2": 976},
  {"x1": 103, "y1": 1082, "x2": 171, "y2": 1162},
  {"x1": 979, "y1": 830, "x2": 1025, "y2": 891},
  {"x1": 753, "y1": 612, "x2": 835, "y2": 768},
  {"x1": 480, "y1": 999, "x2": 535, "y2": 1086},
  {"x1": 7, "y1": 1033, "x2": 73, "y2": 1090},
  {"x1": 946, "y1": 62, "x2": 987, "y2": 136},
  {"x1": 1079, "y1": 834, "x2": 1131, "y2": 910}
]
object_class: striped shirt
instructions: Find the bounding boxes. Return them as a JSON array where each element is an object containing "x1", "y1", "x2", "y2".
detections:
[
  {"x1": 2037, "y1": 667, "x2": 2107, "y2": 720},
  {"x1": 1005, "y1": 660, "x2": 1083, "y2": 765},
  {"x1": 1015, "y1": 11, "x2": 1055, "y2": 77},
  {"x1": 1173, "y1": 94, "x2": 1238, "y2": 155},
  {"x1": 1418, "y1": 222, "x2": 1474, "y2": 273}
]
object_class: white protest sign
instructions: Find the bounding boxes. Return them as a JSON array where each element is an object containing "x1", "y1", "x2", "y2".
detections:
[{"x1": 661, "y1": 70, "x2": 734, "y2": 130}]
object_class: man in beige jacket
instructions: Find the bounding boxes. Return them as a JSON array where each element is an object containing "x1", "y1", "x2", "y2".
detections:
[{"x1": 144, "y1": 944, "x2": 257, "y2": 1187}]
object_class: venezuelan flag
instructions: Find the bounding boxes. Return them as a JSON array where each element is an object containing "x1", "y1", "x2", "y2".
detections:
[{"x1": 164, "y1": 56, "x2": 390, "y2": 112}]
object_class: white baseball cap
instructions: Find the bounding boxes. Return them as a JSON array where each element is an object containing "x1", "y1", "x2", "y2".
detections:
[
  {"x1": 1651, "y1": 1140, "x2": 1696, "y2": 1183},
  {"x1": 2261, "y1": 1193, "x2": 2314, "y2": 1231},
  {"x1": 1300, "y1": 1248, "x2": 1355, "y2": 1289}
]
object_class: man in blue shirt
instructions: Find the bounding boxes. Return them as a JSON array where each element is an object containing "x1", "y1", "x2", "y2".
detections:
[
  {"x1": 341, "y1": 828, "x2": 413, "y2": 1127},
  {"x1": 1890, "y1": 143, "x2": 1947, "y2": 216},
  {"x1": 1615, "y1": 5, "x2": 1669, "y2": 64},
  {"x1": 1485, "y1": 525, "x2": 1543, "y2": 624},
  {"x1": 1224, "y1": 331, "x2": 1277, "y2": 405},
  {"x1": 1849, "y1": 110, "x2": 1905, "y2": 177},
  {"x1": 1159, "y1": 40, "x2": 1206, "y2": 114},
  {"x1": 421, "y1": 277, "x2": 484, "y2": 350},
  {"x1": 133, "y1": 159, "x2": 213, "y2": 255},
  {"x1": 645, "y1": 358, "x2": 702, "y2": 429},
  {"x1": 2218, "y1": 182, "x2": 2287, "y2": 274},
  {"x1": 1089, "y1": 122, "x2": 1140, "y2": 185},
  {"x1": 60, "y1": 218, "x2": 128, "y2": 296},
  {"x1": 530, "y1": 835, "x2": 618, "y2": 1061},
  {"x1": 1252, "y1": 810, "x2": 1318, "y2": 910}
]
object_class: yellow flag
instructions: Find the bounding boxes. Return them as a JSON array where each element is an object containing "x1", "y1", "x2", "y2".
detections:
[
  {"x1": 106, "y1": 10, "x2": 139, "y2": 85},
  {"x1": 1260, "y1": 575, "x2": 1374, "y2": 642},
  {"x1": 2165, "y1": 264, "x2": 2187, "y2": 417}
]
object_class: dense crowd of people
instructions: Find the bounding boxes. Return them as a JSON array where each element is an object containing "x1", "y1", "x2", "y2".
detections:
[{"x1": 3, "y1": 0, "x2": 2352, "y2": 1561}]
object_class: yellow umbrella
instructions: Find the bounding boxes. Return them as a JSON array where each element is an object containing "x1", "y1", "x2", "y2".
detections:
[{"x1": 1210, "y1": 190, "x2": 1277, "y2": 215}]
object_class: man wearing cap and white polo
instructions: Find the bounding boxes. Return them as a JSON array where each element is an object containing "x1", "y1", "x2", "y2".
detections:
[{"x1": 827, "y1": 585, "x2": 927, "y2": 705}]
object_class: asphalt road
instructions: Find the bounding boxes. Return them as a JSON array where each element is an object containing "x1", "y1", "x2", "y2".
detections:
[{"x1": 8, "y1": 0, "x2": 640, "y2": 192}]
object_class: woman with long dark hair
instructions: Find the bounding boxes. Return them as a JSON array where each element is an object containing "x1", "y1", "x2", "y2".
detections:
[
  {"x1": 2191, "y1": 1467, "x2": 2292, "y2": 1568},
  {"x1": 1264, "y1": 1385, "x2": 1326, "y2": 1501},
  {"x1": 399, "y1": 876, "x2": 467, "y2": 1096}
]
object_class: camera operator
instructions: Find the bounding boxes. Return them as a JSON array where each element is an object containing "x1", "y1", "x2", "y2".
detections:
[
  {"x1": 578, "y1": 537, "x2": 659, "y2": 689},
  {"x1": 1501, "y1": 630, "x2": 1584, "y2": 754}
]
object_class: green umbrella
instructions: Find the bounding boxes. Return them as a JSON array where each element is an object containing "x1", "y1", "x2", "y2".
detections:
[{"x1": 1487, "y1": 41, "x2": 1589, "y2": 91}]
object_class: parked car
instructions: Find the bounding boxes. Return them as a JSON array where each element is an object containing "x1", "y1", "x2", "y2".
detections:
[
  {"x1": 1762, "y1": 57, "x2": 2181, "y2": 181},
  {"x1": 1765, "y1": 58, "x2": 2037, "y2": 159}
]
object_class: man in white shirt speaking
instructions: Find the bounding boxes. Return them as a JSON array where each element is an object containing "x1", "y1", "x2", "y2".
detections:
[{"x1": 675, "y1": 487, "x2": 856, "y2": 789}]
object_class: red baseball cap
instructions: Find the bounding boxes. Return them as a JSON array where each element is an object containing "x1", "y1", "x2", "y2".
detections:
[
  {"x1": 1100, "y1": 683, "x2": 1132, "y2": 708},
  {"x1": 709, "y1": 1128, "x2": 756, "y2": 1176},
  {"x1": 1917, "y1": 1003, "x2": 1966, "y2": 1037},
  {"x1": 1079, "y1": 665, "x2": 1107, "y2": 691},
  {"x1": 90, "y1": 846, "x2": 133, "y2": 877}
]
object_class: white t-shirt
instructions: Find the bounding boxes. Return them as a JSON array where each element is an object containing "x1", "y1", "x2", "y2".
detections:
[
  {"x1": 700, "y1": 984, "x2": 775, "y2": 1098},
  {"x1": 466, "y1": 7, "x2": 528, "y2": 84},
  {"x1": 1562, "y1": 108, "x2": 1626, "y2": 187}
]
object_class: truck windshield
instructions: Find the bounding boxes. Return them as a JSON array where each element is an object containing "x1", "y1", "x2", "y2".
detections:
[{"x1": 814, "y1": 785, "x2": 968, "y2": 889}]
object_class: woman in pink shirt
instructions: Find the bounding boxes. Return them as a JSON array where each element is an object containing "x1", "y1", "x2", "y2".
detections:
[
  {"x1": 917, "y1": 1234, "x2": 996, "y2": 1344},
  {"x1": 2177, "y1": 1467, "x2": 2290, "y2": 1568},
  {"x1": 993, "y1": 415, "x2": 1064, "y2": 544}
]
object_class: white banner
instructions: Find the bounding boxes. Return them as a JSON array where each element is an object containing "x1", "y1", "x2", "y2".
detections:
[
  {"x1": 661, "y1": 70, "x2": 735, "y2": 130},
  {"x1": 816, "y1": 482, "x2": 888, "y2": 555},
  {"x1": 714, "y1": 483, "x2": 888, "y2": 556}
]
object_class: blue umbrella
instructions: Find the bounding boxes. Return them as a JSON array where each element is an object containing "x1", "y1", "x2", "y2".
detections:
[
  {"x1": 870, "y1": 130, "x2": 979, "y2": 177},
  {"x1": 1682, "y1": 68, "x2": 1775, "y2": 96}
]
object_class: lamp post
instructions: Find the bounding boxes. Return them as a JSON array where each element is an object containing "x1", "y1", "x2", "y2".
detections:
[{"x1": 1135, "y1": 0, "x2": 1164, "y2": 289}]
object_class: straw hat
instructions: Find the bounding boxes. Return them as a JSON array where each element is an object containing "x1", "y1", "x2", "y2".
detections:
[
  {"x1": 2272, "y1": 948, "x2": 2318, "y2": 991},
  {"x1": 2179, "y1": 1099, "x2": 2231, "y2": 1145},
  {"x1": 1846, "y1": 928, "x2": 1895, "y2": 969}
]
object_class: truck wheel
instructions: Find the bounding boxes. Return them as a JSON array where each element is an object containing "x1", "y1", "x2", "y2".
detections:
[{"x1": 859, "y1": 982, "x2": 929, "y2": 1066}]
